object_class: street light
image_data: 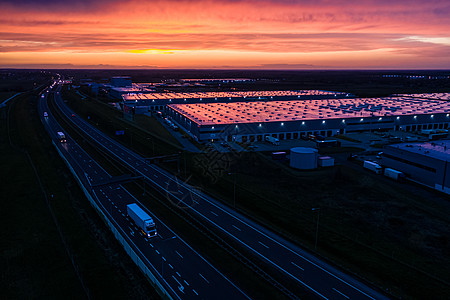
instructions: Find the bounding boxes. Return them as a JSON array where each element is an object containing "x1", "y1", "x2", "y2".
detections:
[{"x1": 312, "y1": 208, "x2": 320, "y2": 250}]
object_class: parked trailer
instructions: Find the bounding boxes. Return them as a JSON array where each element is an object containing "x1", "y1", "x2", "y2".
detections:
[
  {"x1": 363, "y1": 160, "x2": 382, "y2": 174},
  {"x1": 384, "y1": 168, "x2": 405, "y2": 181},
  {"x1": 127, "y1": 203, "x2": 157, "y2": 237}
]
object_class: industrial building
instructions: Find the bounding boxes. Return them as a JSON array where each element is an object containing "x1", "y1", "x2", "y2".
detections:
[
  {"x1": 122, "y1": 90, "x2": 350, "y2": 112},
  {"x1": 166, "y1": 97, "x2": 450, "y2": 142},
  {"x1": 381, "y1": 140, "x2": 450, "y2": 194}
]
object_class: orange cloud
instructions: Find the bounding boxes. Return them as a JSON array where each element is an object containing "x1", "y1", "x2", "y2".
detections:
[{"x1": 0, "y1": 0, "x2": 449, "y2": 68}]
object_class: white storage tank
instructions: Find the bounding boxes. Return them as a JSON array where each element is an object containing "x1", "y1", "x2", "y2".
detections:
[
  {"x1": 318, "y1": 156, "x2": 335, "y2": 167},
  {"x1": 290, "y1": 147, "x2": 318, "y2": 170}
]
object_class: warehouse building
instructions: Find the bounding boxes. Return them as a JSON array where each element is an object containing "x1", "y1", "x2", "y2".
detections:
[
  {"x1": 165, "y1": 97, "x2": 450, "y2": 142},
  {"x1": 121, "y1": 90, "x2": 350, "y2": 112},
  {"x1": 381, "y1": 140, "x2": 450, "y2": 194}
]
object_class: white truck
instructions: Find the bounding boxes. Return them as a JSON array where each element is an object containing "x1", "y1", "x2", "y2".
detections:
[
  {"x1": 57, "y1": 131, "x2": 66, "y2": 143},
  {"x1": 363, "y1": 160, "x2": 382, "y2": 174},
  {"x1": 265, "y1": 135, "x2": 280, "y2": 145},
  {"x1": 384, "y1": 168, "x2": 405, "y2": 181},
  {"x1": 127, "y1": 203, "x2": 157, "y2": 237}
]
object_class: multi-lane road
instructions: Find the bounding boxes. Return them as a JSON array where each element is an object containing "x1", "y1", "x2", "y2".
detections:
[
  {"x1": 52, "y1": 83, "x2": 389, "y2": 300},
  {"x1": 38, "y1": 86, "x2": 250, "y2": 300}
]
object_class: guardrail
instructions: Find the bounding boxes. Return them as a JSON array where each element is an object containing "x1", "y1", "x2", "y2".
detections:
[{"x1": 52, "y1": 141, "x2": 173, "y2": 300}]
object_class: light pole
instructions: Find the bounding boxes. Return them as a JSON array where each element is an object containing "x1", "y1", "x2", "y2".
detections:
[
  {"x1": 312, "y1": 208, "x2": 320, "y2": 250},
  {"x1": 228, "y1": 172, "x2": 237, "y2": 208}
]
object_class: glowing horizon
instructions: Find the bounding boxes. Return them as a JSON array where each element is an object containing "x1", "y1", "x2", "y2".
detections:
[{"x1": 1, "y1": 0, "x2": 449, "y2": 69}]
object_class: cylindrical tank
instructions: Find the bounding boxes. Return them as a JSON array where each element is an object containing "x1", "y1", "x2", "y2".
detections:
[{"x1": 290, "y1": 147, "x2": 318, "y2": 170}]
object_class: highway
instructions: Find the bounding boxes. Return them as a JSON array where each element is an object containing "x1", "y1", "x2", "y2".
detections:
[
  {"x1": 38, "y1": 85, "x2": 250, "y2": 300},
  {"x1": 53, "y1": 83, "x2": 390, "y2": 300}
]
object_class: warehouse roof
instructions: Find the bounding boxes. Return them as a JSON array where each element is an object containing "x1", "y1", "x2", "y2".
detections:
[
  {"x1": 122, "y1": 90, "x2": 347, "y2": 101},
  {"x1": 388, "y1": 140, "x2": 450, "y2": 161},
  {"x1": 168, "y1": 97, "x2": 450, "y2": 125}
]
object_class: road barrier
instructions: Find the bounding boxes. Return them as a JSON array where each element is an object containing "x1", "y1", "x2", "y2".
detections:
[{"x1": 53, "y1": 142, "x2": 173, "y2": 300}]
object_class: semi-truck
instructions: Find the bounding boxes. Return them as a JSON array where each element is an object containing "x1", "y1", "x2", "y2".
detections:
[
  {"x1": 57, "y1": 131, "x2": 66, "y2": 143},
  {"x1": 363, "y1": 160, "x2": 382, "y2": 174},
  {"x1": 127, "y1": 203, "x2": 157, "y2": 237},
  {"x1": 265, "y1": 135, "x2": 280, "y2": 145},
  {"x1": 384, "y1": 168, "x2": 405, "y2": 181}
]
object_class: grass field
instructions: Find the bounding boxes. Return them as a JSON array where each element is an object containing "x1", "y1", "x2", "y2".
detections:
[
  {"x1": 0, "y1": 90, "x2": 159, "y2": 299},
  {"x1": 172, "y1": 151, "x2": 450, "y2": 299}
]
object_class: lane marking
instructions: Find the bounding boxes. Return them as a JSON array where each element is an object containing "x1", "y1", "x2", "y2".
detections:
[
  {"x1": 169, "y1": 264, "x2": 174, "y2": 269},
  {"x1": 162, "y1": 256, "x2": 166, "y2": 262},
  {"x1": 210, "y1": 211, "x2": 219, "y2": 217},
  {"x1": 193, "y1": 289, "x2": 198, "y2": 296},
  {"x1": 258, "y1": 241, "x2": 269, "y2": 249},
  {"x1": 291, "y1": 261, "x2": 304, "y2": 271},
  {"x1": 175, "y1": 251, "x2": 183, "y2": 259},
  {"x1": 232, "y1": 225, "x2": 241, "y2": 231},
  {"x1": 332, "y1": 288, "x2": 349, "y2": 299},
  {"x1": 183, "y1": 280, "x2": 189, "y2": 286},
  {"x1": 176, "y1": 272, "x2": 181, "y2": 277},
  {"x1": 117, "y1": 194, "x2": 122, "y2": 199},
  {"x1": 172, "y1": 276, "x2": 184, "y2": 293},
  {"x1": 155, "y1": 249, "x2": 160, "y2": 255},
  {"x1": 199, "y1": 273, "x2": 209, "y2": 284}
]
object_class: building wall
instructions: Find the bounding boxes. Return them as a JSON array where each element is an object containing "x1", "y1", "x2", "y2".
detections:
[{"x1": 381, "y1": 144, "x2": 450, "y2": 194}]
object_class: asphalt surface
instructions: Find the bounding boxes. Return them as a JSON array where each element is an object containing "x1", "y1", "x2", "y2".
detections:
[
  {"x1": 53, "y1": 84, "x2": 390, "y2": 300},
  {"x1": 38, "y1": 85, "x2": 250, "y2": 300}
]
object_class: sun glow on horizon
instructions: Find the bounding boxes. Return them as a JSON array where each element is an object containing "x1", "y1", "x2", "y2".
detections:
[{"x1": 0, "y1": 0, "x2": 449, "y2": 69}]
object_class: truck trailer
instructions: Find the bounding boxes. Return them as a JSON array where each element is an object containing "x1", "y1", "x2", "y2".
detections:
[
  {"x1": 384, "y1": 168, "x2": 405, "y2": 181},
  {"x1": 57, "y1": 131, "x2": 66, "y2": 143},
  {"x1": 127, "y1": 203, "x2": 157, "y2": 237},
  {"x1": 363, "y1": 160, "x2": 382, "y2": 174}
]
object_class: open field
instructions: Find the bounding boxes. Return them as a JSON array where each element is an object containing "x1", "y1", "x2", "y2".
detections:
[
  {"x1": 65, "y1": 69, "x2": 450, "y2": 97},
  {"x1": 167, "y1": 150, "x2": 450, "y2": 299},
  {"x1": 0, "y1": 89, "x2": 159, "y2": 298}
]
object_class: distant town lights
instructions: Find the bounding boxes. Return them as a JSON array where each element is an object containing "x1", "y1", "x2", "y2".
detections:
[
  {"x1": 379, "y1": 117, "x2": 382, "y2": 121},
  {"x1": 360, "y1": 118, "x2": 364, "y2": 122},
  {"x1": 211, "y1": 126, "x2": 214, "y2": 130},
  {"x1": 322, "y1": 120, "x2": 326, "y2": 124},
  {"x1": 258, "y1": 124, "x2": 262, "y2": 127},
  {"x1": 281, "y1": 122, "x2": 284, "y2": 126},
  {"x1": 302, "y1": 121, "x2": 305, "y2": 125},
  {"x1": 431, "y1": 115, "x2": 434, "y2": 118},
  {"x1": 414, "y1": 116, "x2": 417, "y2": 119},
  {"x1": 396, "y1": 116, "x2": 400, "y2": 120}
]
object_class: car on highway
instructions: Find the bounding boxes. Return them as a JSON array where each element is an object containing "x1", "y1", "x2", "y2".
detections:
[{"x1": 43, "y1": 111, "x2": 48, "y2": 117}]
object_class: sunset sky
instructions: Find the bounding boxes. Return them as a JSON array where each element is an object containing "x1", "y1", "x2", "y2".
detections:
[{"x1": 1, "y1": 0, "x2": 449, "y2": 69}]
